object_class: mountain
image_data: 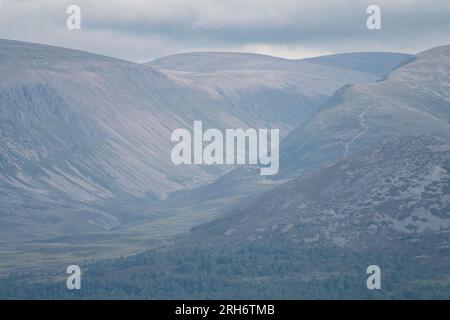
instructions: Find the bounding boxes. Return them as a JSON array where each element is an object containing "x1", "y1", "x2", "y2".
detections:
[
  {"x1": 0, "y1": 44, "x2": 448, "y2": 299},
  {"x1": 0, "y1": 41, "x2": 401, "y2": 211},
  {"x1": 190, "y1": 135, "x2": 450, "y2": 248},
  {"x1": 279, "y1": 45, "x2": 450, "y2": 178},
  {"x1": 0, "y1": 40, "x2": 410, "y2": 272}
]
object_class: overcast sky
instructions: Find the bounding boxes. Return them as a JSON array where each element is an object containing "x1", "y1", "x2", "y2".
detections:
[{"x1": 1, "y1": 0, "x2": 450, "y2": 62}]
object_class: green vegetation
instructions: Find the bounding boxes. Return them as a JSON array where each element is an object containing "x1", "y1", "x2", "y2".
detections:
[{"x1": 1, "y1": 241, "x2": 448, "y2": 299}]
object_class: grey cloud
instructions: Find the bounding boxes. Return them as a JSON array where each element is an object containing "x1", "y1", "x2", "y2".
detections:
[{"x1": 1, "y1": 0, "x2": 449, "y2": 61}]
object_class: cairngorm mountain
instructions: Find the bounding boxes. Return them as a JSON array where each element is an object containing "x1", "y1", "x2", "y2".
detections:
[
  {"x1": 0, "y1": 39, "x2": 408, "y2": 236},
  {"x1": 0, "y1": 40, "x2": 449, "y2": 298}
]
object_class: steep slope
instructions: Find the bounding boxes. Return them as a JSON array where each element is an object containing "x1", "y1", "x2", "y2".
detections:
[
  {"x1": 0, "y1": 40, "x2": 306, "y2": 245},
  {"x1": 279, "y1": 45, "x2": 450, "y2": 178},
  {"x1": 0, "y1": 40, "x2": 253, "y2": 202},
  {"x1": 191, "y1": 135, "x2": 450, "y2": 249}
]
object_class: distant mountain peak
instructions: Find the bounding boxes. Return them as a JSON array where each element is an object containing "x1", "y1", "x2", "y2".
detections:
[{"x1": 418, "y1": 44, "x2": 450, "y2": 57}]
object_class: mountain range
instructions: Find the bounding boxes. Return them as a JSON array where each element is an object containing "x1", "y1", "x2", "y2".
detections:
[
  {"x1": 0, "y1": 39, "x2": 412, "y2": 273},
  {"x1": 0, "y1": 39, "x2": 449, "y2": 299}
]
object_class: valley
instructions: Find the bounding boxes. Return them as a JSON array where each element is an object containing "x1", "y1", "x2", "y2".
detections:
[
  {"x1": 0, "y1": 40, "x2": 449, "y2": 299},
  {"x1": 0, "y1": 40, "x2": 411, "y2": 274}
]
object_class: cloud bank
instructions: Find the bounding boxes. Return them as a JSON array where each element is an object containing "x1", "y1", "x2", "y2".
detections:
[{"x1": 1, "y1": 0, "x2": 449, "y2": 61}]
